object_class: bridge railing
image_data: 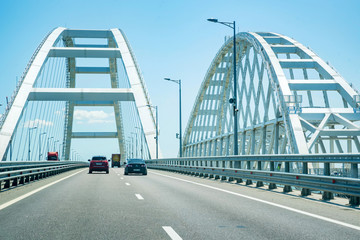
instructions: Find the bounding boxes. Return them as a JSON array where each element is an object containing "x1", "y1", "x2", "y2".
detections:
[
  {"x1": 0, "y1": 161, "x2": 88, "y2": 191},
  {"x1": 146, "y1": 154, "x2": 360, "y2": 205}
]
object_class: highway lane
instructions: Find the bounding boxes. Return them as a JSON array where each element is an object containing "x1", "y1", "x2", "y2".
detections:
[{"x1": 0, "y1": 167, "x2": 359, "y2": 239}]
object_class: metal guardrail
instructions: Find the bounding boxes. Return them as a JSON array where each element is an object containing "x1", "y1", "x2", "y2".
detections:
[
  {"x1": 0, "y1": 161, "x2": 83, "y2": 172},
  {"x1": 0, "y1": 161, "x2": 88, "y2": 191},
  {"x1": 146, "y1": 154, "x2": 360, "y2": 205}
]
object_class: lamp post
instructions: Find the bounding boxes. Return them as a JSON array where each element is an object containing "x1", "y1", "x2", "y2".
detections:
[
  {"x1": 146, "y1": 105, "x2": 159, "y2": 159},
  {"x1": 164, "y1": 78, "x2": 182, "y2": 157},
  {"x1": 39, "y1": 132, "x2": 46, "y2": 160},
  {"x1": 59, "y1": 142, "x2": 64, "y2": 160},
  {"x1": 207, "y1": 18, "x2": 238, "y2": 156},
  {"x1": 53, "y1": 140, "x2": 59, "y2": 152},
  {"x1": 47, "y1": 137, "x2": 54, "y2": 156},
  {"x1": 28, "y1": 126, "x2": 37, "y2": 161},
  {"x1": 126, "y1": 140, "x2": 130, "y2": 159},
  {"x1": 131, "y1": 132, "x2": 138, "y2": 158},
  {"x1": 128, "y1": 137, "x2": 134, "y2": 158},
  {"x1": 135, "y1": 126, "x2": 144, "y2": 159}
]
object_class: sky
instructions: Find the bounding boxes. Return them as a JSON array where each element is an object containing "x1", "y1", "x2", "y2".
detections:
[{"x1": 0, "y1": 0, "x2": 360, "y2": 159}]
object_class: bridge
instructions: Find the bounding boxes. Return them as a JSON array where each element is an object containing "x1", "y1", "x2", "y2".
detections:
[{"x1": 0, "y1": 28, "x2": 359, "y2": 239}]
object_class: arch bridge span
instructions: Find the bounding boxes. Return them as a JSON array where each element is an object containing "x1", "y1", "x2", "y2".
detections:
[
  {"x1": 0, "y1": 28, "x2": 159, "y2": 162},
  {"x1": 183, "y1": 32, "x2": 360, "y2": 160}
]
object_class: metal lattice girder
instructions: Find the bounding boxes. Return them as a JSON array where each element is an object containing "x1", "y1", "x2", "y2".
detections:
[
  {"x1": 183, "y1": 32, "x2": 360, "y2": 159},
  {"x1": 0, "y1": 27, "x2": 159, "y2": 161}
]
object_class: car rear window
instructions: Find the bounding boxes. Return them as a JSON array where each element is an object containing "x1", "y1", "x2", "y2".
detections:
[
  {"x1": 92, "y1": 156, "x2": 106, "y2": 160},
  {"x1": 128, "y1": 159, "x2": 145, "y2": 164}
]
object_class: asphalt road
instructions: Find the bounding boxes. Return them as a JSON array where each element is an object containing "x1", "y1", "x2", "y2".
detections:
[{"x1": 0, "y1": 167, "x2": 359, "y2": 240}]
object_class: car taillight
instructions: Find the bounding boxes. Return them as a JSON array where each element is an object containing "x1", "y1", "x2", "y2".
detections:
[
  {"x1": 141, "y1": 164, "x2": 145, "y2": 167},
  {"x1": 127, "y1": 164, "x2": 132, "y2": 167}
]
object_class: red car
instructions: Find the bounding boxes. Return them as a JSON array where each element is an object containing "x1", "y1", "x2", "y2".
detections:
[{"x1": 88, "y1": 156, "x2": 109, "y2": 174}]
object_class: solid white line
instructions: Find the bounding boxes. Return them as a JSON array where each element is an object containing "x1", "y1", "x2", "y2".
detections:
[
  {"x1": 0, "y1": 169, "x2": 85, "y2": 211},
  {"x1": 125, "y1": 182, "x2": 130, "y2": 186},
  {"x1": 152, "y1": 171, "x2": 360, "y2": 231},
  {"x1": 135, "y1": 194, "x2": 144, "y2": 200},
  {"x1": 162, "y1": 226, "x2": 182, "y2": 240}
]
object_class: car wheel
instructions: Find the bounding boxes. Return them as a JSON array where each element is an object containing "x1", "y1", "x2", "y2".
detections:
[
  {"x1": 124, "y1": 172, "x2": 128, "y2": 175},
  {"x1": 106, "y1": 170, "x2": 109, "y2": 174},
  {"x1": 143, "y1": 173, "x2": 147, "y2": 175},
  {"x1": 89, "y1": 170, "x2": 92, "y2": 174}
]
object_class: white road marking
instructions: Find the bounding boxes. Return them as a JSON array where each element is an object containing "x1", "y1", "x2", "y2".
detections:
[
  {"x1": 162, "y1": 226, "x2": 182, "y2": 240},
  {"x1": 152, "y1": 171, "x2": 360, "y2": 231},
  {"x1": 120, "y1": 177, "x2": 124, "y2": 180},
  {"x1": 0, "y1": 169, "x2": 85, "y2": 211},
  {"x1": 135, "y1": 194, "x2": 144, "y2": 200},
  {"x1": 125, "y1": 182, "x2": 130, "y2": 186}
]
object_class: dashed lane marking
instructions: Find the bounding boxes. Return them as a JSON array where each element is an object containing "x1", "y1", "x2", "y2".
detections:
[
  {"x1": 125, "y1": 182, "x2": 130, "y2": 186},
  {"x1": 162, "y1": 226, "x2": 182, "y2": 240},
  {"x1": 135, "y1": 194, "x2": 144, "y2": 200}
]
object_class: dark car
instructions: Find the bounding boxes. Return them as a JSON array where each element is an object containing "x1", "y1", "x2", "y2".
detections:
[
  {"x1": 89, "y1": 156, "x2": 109, "y2": 174},
  {"x1": 124, "y1": 159, "x2": 147, "y2": 175}
]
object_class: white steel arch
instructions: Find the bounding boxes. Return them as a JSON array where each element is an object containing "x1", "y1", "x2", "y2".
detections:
[
  {"x1": 0, "y1": 27, "x2": 159, "y2": 161},
  {"x1": 183, "y1": 32, "x2": 360, "y2": 158}
]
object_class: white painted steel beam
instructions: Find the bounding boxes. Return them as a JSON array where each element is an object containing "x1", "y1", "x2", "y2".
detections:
[
  {"x1": 271, "y1": 45, "x2": 297, "y2": 54},
  {"x1": 62, "y1": 29, "x2": 111, "y2": 38},
  {"x1": 279, "y1": 59, "x2": 316, "y2": 68},
  {"x1": 74, "y1": 101, "x2": 114, "y2": 106},
  {"x1": 111, "y1": 28, "x2": 160, "y2": 158},
  {"x1": 73, "y1": 44, "x2": 108, "y2": 48},
  {"x1": 28, "y1": 88, "x2": 135, "y2": 101},
  {"x1": 49, "y1": 47, "x2": 121, "y2": 58},
  {"x1": 75, "y1": 67, "x2": 110, "y2": 74},
  {"x1": 72, "y1": 132, "x2": 118, "y2": 138},
  {"x1": 288, "y1": 80, "x2": 338, "y2": 90}
]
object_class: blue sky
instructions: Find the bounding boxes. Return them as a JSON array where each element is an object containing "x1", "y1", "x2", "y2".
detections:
[{"x1": 0, "y1": 0, "x2": 360, "y2": 159}]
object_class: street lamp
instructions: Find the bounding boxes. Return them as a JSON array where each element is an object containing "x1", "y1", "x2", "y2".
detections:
[
  {"x1": 131, "y1": 132, "x2": 138, "y2": 158},
  {"x1": 135, "y1": 126, "x2": 144, "y2": 159},
  {"x1": 28, "y1": 126, "x2": 37, "y2": 161},
  {"x1": 39, "y1": 132, "x2": 46, "y2": 160},
  {"x1": 146, "y1": 105, "x2": 159, "y2": 159},
  {"x1": 59, "y1": 142, "x2": 64, "y2": 160},
  {"x1": 164, "y1": 78, "x2": 182, "y2": 157},
  {"x1": 53, "y1": 140, "x2": 59, "y2": 152},
  {"x1": 127, "y1": 136, "x2": 134, "y2": 158},
  {"x1": 207, "y1": 18, "x2": 239, "y2": 156},
  {"x1": 47, "y1": 137, "x2": 54, "y2": 156}
]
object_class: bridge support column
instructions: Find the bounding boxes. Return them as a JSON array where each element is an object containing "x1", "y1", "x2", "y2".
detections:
[
  {"x1": 256, "y1": 181, "x2": 264, "y2": 187},
  {"x1": 283, "y1": 185, "x2": 292, "y2": 193},
  {"x1": 235, "y1": 178, "x2": 243, "y2": 183},
  {"x1": 301, "y1": 188, "x2": 311, "y2": 196},
  {"x1": 301, "y1": 162, "x2": 311, "y2": 196},
  {"x1": 322, "y1": 162, "x2": 333, "y2": 200},
  {"x1": 349, "y1": 163, "x2": 359, "y2": 206},
  {"x1": 322, "y1": 191, "x2": 334, "y2": 200},
  {"x1": 268, "y1": 183, "x2": 277, "y2": 189},
  {"x1": 268, "y1": 160, "x2": 277, "y2": 189}
]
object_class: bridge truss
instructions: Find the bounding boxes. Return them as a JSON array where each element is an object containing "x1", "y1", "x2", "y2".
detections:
[
  {"x1": 0, "y1": 28, "x2": 158, "y2": 162},
  {"x1": 183, "y1": 32, "x2": 360, "y2": 162}
]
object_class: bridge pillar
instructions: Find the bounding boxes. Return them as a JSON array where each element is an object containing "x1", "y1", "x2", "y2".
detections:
[
  {"x1": 349, "y1": 163, "x2": 359, "y2": 206},
  {"x1": 322, "y1": 162, "x2": 333, "y2": 200},
  {"x1": 322, "y1": 191, "x2": 334, "y2": 201}
]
